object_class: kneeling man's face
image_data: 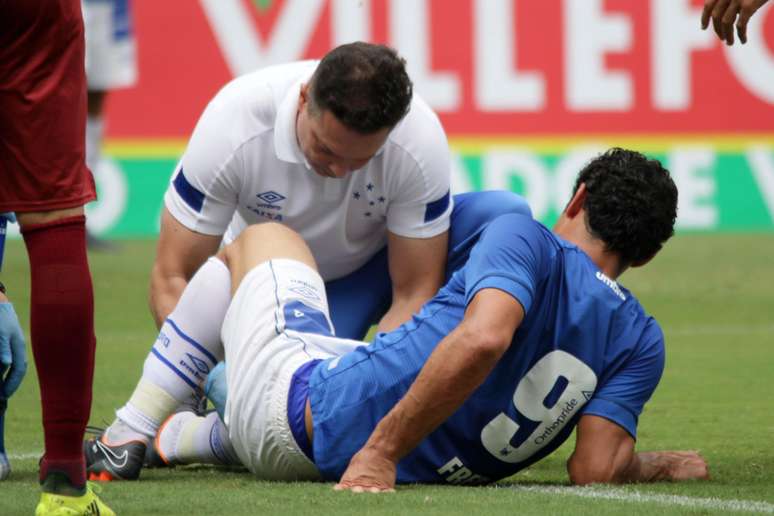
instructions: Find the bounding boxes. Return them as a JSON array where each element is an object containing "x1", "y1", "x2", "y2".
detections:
[{"x1": 296, "y1": 85, "x2": 390, "y2": 179}]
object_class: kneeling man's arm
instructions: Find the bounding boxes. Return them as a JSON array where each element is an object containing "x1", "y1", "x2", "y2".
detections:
[
  {"x1": 377, "y1": 230, "x2": 448, "y2": 333},
  {"x1": 568, "y1": 414, "x2": 709, "y2": 485},
  {"x1": 150, "y1": 208, "x2": 222, "y2": 328}
]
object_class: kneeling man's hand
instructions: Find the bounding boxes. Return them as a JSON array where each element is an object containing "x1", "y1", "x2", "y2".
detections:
[{"x1": 334, "y1": 447, "x2": 397, "y2": 493}]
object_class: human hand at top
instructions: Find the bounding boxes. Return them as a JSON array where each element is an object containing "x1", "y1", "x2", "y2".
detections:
[{"x1": 701, "y1": 0, "x2": 770, "y2": 45}]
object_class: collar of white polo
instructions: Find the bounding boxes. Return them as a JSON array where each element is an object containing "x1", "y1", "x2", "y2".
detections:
[{"x1": 273, "y1": 78, "x2": 309, "y2": 167}]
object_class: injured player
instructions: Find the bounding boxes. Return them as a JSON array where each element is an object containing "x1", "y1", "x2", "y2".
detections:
[{"x1": 86, "y1": 149, "x2": 709, "y2": 489}]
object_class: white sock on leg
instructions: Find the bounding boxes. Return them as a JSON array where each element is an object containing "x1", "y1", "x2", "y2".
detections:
[
  {"x1": 110, "y1": 257, "x2": 232, "y2": 444},
  {"x1": 156, "y1": 411, "x2": 239, "y2": 466}
]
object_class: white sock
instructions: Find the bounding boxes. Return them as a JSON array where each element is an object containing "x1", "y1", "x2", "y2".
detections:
[
  {"x1": 112, "y1": 257, "x2": 232, "y2": 443},
  {"x1": 157, "y1": 411, "x2": 239, "y2": 466},
  {"x1": 85, "y1": 115, "x2": 104, "y2": 175}
]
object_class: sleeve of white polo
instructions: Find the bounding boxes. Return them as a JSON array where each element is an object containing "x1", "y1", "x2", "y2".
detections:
[
  {"x1": 164, "y1": 89, "x2": 243, "y2": 236},
  {"x1": 385, "y1": 131, "x2": 452, "y2": 239}
]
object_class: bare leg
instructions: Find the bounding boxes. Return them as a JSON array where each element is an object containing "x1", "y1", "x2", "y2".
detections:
[{"x1": 221, "y1": 222, "x2": 318, "y2": 297}]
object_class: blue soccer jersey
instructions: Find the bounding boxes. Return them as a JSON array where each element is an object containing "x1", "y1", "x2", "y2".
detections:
[{"x1": 308, "y1": 214, "x2": 665, "y2": 484}]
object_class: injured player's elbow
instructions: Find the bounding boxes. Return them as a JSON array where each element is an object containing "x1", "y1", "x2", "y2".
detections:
[{"x1": 567, "y1": 452, "x2": 633, "y2": 486}]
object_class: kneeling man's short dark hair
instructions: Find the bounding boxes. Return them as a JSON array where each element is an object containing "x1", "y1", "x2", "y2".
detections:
[{"x1": 309, "y1": 42, "x2": 413, "y2": 134}]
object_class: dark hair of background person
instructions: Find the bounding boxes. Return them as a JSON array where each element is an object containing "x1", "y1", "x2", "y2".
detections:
[
  {"x1": 573, "y1": 147, "x2": 679, "y2": 267},
  {"x1": 308, "y1": 42, "x2": 413, "y2": 134}
]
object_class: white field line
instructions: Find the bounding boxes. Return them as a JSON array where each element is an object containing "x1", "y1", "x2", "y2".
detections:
[
  {"x1": 4, "y1": 455, "x2": 773, "y2": 514},
  {"x1": 512, "y1": 485, "x2": 774, "y2": 514},
  {"x1": 7, "y1": 452, "x2": 42, "y2": 460}
]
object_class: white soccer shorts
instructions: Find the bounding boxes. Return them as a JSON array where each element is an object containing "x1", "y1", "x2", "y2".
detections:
[{"x1": 221, "y1": 258, "x2": 363, "y2": 480}]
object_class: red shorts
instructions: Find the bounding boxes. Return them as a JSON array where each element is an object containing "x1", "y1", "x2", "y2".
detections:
[{"x1": 0, "y1": 0, "x2": 96, "y2": 213}]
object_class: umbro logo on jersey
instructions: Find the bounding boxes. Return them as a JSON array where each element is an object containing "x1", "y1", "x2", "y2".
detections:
[
  {"x1": 94, "y1": 440, "x2": 129, "y2": 470},
  {"x1": 256, "y1": 190, "x2": 286, "y2": 205},
  {"x1": 251, "y1": 191, "x2": 286, "y2": 220},
  {"x1": 293, "y1": 309, "x2": 305, "y2": 318},
  {"x1": 595, "y1": 271, "x2": 626, "y2": 301}
]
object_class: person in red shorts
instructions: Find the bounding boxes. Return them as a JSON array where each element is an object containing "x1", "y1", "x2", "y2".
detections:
[{"x1": 0, "y1": 1, "x2": 115, "y2": 514}]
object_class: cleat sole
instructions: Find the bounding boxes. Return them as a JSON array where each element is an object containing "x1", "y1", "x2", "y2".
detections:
[{"x1": 88, "y1": 470, "x2": 115, "y2": 482}]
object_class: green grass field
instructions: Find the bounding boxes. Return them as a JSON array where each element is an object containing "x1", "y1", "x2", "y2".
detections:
[{"x1": 1, "y1": 235, "x2": 773, "y2": 515}]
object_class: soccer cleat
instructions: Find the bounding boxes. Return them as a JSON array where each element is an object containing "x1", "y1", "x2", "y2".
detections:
[
  {"x1": 84, "y1": 433, "x2": 146, "y2": 481},
  {"x1": 35, "y1": 483, "x2": 116, "y2": 516},
  {"x1": 143, "y1": 440, "x2": 169, "y2": 469}
]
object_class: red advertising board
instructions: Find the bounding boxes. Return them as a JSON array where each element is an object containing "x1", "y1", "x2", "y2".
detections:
[{"x1": 106, "y1": 0, "x2": 774, "y2": 139}]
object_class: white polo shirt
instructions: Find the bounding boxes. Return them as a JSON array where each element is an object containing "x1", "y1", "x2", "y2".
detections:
[{"x1": 164, "y1": 60, "x2": 452, "y2": 281}]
